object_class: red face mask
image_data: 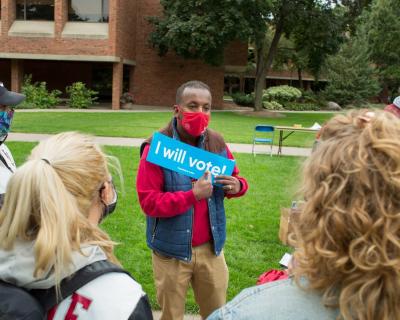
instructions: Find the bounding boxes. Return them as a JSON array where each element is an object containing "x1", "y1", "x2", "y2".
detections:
[{"x1": 179, "y1": 110, "x2": 210, "y2": 137}]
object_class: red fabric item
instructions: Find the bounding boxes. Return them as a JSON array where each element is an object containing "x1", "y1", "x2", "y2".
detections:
[
  {"x1": 384, "y1": 104, "x2": 400, "y2": 118},
  {"x1": 136, "y1": 144, "x2": 248, "y2": 247},
  {"x1": 179, "y1": 109, "x2": 210, "y2": 137},
  {"x1": 257, "y1": 269, "x2": 289, "y2": 285}
]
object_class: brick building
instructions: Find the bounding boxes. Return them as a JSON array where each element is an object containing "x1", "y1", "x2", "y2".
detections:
[{"x1": 0, "y1": 0, "x2": 247, "y2": 109}]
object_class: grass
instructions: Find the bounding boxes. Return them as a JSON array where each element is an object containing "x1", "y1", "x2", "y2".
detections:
[
  {"x1": 12, "y1": 111, "x2": 335, "y2": 147},
  {"x1": 7, "y1": 141, "x2": 304, "y2": 314}
]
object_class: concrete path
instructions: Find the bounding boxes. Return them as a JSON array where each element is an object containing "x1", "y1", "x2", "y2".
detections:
[
  {"x1": 152, "y1": 311, "x2": 201, "y2": 320},
  {"x1": 8, "y1": 132, "x2": 311, "y2": 157}
]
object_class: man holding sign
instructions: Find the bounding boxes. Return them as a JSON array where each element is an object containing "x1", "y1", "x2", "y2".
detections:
[{"x1": 136, "y1": 81, "x2": 248, "y2": 320}]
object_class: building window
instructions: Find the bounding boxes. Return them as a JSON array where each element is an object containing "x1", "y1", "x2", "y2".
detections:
[
  {"x1": 16, "y1": 0, "x2": 55, "y2": 21},
  {"x1": 68, "y1": 0, "x2": 109, "y2": 23}
]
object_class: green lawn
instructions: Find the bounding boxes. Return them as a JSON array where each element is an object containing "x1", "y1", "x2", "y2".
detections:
[
  {"x1": 12, "y1": 111, "x2": 335, "y2": 147},
  {"x1": 8, "y1": 141, "x2": 304, "y2": 314}
]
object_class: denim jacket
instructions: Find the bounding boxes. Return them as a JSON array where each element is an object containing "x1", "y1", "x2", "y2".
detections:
[{"x1": 207, "y1": 278, "x2": 339, "y2": 320}]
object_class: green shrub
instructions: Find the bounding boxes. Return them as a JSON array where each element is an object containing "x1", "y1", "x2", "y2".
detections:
[
  {"x1": 19, "y1": 75, "x2": 61, "y2": 109},
  {"x1": 231, "y1": 92, "x2": 254, "y2": 107},
  {"x1": 263, "y1": 85, "x2": 302, "y2": 102},
  {"x1": 299, "y1": 89, "x2": 319, "y2": 103},
  {"x1": 283, "y1": 102, "x2": 321, "y2": 111},
  {"x1": 263, "y1": 100, "x2": 284, "y2": 110},
  {"x1": 66, "y1": 82, "x2": 98, "y2": 109}
]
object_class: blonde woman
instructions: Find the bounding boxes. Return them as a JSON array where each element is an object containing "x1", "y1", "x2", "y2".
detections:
[
  {"x1": 0, "y1": 132, "x2": 152, "y2": 319},
  {"x1": 208, "y1": 110, "x2": 400, "y2": 320}
]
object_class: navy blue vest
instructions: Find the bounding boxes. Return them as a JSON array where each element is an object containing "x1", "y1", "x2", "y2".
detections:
[{"x1": 145, "y1": 120, "x2": 227, "y2": 261}]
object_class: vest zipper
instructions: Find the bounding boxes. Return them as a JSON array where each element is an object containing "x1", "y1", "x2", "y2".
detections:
[
  {"x1": 151, "y1": 218, "x2": 159, "y2": 243},
  {"x1": 188, "y1": 208, "x2": 193, "y2": 261}
]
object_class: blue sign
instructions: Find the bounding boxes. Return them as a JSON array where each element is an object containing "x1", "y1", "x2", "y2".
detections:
[{"x1": 146, "y1": 132, "x2": 235, "y2": 184}]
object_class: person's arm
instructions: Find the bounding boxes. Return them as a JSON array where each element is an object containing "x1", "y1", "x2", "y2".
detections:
[{"x1": 136, "y1": 144, "x2": 198, "y2": 218}]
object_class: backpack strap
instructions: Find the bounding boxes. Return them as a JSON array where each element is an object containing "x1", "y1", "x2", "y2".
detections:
[
  {"x1": 0, "y1": 151, "x2": 13, "y2": 173},
  {"x1": 0, "y1": 143, "x2": 15, "y2": 173},
  {"x1": 31, "y1": 260, "x2": 130, "y2": 313}
]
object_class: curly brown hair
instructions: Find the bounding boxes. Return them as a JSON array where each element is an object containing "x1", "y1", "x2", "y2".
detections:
[{"x1": 293, "y1": 110, "x2": 400, "y2": 320}]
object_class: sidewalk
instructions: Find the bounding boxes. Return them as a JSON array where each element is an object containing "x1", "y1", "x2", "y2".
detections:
[
  {"x1": 153, "y1": 311, "x2": 200, "y2": 320},
  {"x1": 7, "y1": 132, "x2": 312, "y2": 157}
]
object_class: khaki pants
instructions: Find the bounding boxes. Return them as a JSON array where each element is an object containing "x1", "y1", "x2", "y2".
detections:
[{"x1": 152, "y1": 242, "x2": 229, "y2": 320}]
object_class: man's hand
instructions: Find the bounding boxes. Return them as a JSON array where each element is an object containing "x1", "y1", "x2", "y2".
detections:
[
  {"x1": 215, "y1": 175, "x2": 241, "y2": 195},
  {"x1": 193, "y1": 171, "x2": 213, "y2": 200}
]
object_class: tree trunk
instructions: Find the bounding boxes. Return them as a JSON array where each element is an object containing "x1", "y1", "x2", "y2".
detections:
[
  {"x1": 254, "y1": 41, "x2": 267, "y2": 111},
  {"x1": 254, "y1": 21, "x2": 284, "y2": 111},
  {"x1": 239, "y1": 75, "x2": 245, "y2": 93},
  {"x1": 298, "y1": 68, "x2": 303, "y2": 90}
]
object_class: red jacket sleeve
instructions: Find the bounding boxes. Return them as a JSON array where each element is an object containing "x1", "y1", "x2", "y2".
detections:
[
  {"x1": 225, "y1": 146, "x2": 249, "y2": 198},
  {"x1": 136, "y1": 144, "x2": 197, "y2": 218}
]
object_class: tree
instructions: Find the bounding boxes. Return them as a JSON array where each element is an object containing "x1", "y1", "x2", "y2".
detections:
[
  {"x1": 264, "y1": 34, "x2": 308, "y2": 89},
  {"x1": 149, "y1": 0, "x2": 345, "y2": 111},
  {"x1": 364, "y1": 0, "x2": 400, "y2": 98},
  {"x1": 148, "y1": 0, "x2": 254, "y2": 66},
  {"x1": 322, "y1": 29, "x2": 380, "y2": 106},
  {"x1": 333, "y1": 0, "x2": 373, "y2": 33},
  {"x1": 291, "y1": 4, "x2": 346, "y2": 79},
  {"x1": 247, "y1": 1, "x2": 347, "y2": 110}
]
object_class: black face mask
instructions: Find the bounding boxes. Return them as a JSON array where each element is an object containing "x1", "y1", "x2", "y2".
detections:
[{"x1": 100, "y1": 181, "x2": 118, "y2": 223}]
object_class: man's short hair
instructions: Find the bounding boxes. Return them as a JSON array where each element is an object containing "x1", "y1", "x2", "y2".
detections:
[{"x1": 176, "y1": 81, "x2": 211, "y2": 104}]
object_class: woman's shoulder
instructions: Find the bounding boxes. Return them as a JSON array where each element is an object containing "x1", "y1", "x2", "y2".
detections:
[
  {"x1": 52, "y1": 272, "x2": 150, "y2": 320},
  {"x1": 208, "y1": 279, "x2": 338, "y2": 320}
]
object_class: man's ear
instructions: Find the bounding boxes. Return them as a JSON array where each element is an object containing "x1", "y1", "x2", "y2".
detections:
[{"x1": 173, "y1": 105, "x2": 180, "y2": 118}]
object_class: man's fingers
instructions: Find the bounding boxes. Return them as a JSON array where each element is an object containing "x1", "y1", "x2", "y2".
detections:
[
  {"x1": 224, "y1": 185, "x2": 233, "y2": 191},
  {"x1": 215, "y1": 178, "x2": 230, "y2": 185},
  {"x1": 202, "y1": 170, "x2": 212, "y2": 182},
  {"x1": 216, "y1": 175, "x2": 234, "y2": 182}
]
